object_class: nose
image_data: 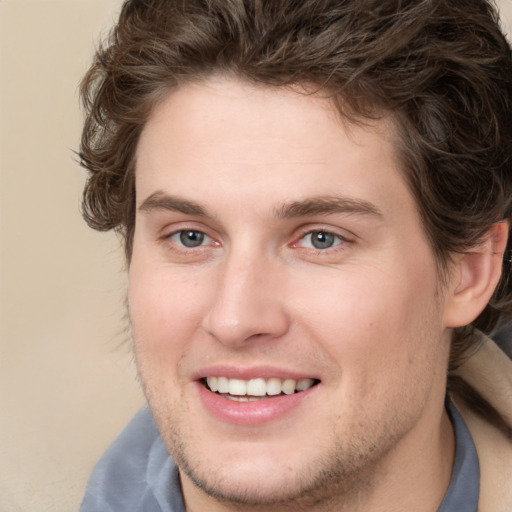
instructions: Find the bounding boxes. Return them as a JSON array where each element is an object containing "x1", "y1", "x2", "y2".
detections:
[{"x1": 201, "y1": 250, "x2": 290, "y2": 347}]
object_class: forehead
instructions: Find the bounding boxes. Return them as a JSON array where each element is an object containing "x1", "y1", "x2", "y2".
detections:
[{"x1": 135, "y1": 77, "x2": 413, "y2": 222}]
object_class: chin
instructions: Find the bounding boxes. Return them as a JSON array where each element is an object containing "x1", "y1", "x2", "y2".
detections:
[
  {"x1": 179, "y1": 456, "x2": 342, "y2": 508},
  {"x1": 185, "y1": 466, "x2": 305, "y2": 506},
  {"x1": 166, "y1": 425, "x2": 383, "y2": 510}
]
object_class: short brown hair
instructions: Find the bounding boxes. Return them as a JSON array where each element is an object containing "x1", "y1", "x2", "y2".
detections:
[{"x1": 80, "y1": 0, "x2": 512, "y2": 358}]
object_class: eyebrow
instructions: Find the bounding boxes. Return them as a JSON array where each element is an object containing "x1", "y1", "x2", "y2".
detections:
[
  {"x1": 139, "y1": 192, "x2": 208, "y2": 216},
  {"x1": 138, "y1": 191, "x2": 383, "y2": 220},
  {"x1": 274, "y1": 196, "x2": 382, "y2": 219}
]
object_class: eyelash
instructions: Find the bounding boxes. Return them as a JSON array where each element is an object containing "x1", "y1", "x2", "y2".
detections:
[
  {"x1": 163, "y1": 227, "x2": 348, "y2": 254},
  {"x1": 292, "y1": 228, "x2": 348, "y2": 253},
  {"x1": 165, "y1": 229, "x2": 216, "y2": 249}
]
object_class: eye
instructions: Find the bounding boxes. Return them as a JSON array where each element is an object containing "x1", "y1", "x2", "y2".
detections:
[
  {"x1": 299, "y1": 230, "x2": 343, "y2": 250},
  {"x1": 170, "y1": 229, "x2": 211, "y2": 248}
]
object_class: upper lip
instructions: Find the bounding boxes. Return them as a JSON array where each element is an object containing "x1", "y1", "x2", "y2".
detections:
[{"x1": 192, "y1": 365, "x2": 320, "y2": 382}]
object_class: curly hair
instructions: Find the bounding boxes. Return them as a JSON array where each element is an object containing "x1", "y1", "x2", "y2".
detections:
[{"x1": 80, "y1": 0, "x2": 512, "y2": 366}]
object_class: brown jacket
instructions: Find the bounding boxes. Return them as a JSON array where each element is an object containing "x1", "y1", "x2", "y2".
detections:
[{"x1": 454, "y1": 332, "x2": 512, "y2": 512}]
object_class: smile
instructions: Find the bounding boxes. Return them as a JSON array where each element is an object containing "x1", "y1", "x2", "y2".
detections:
[
  {"x1": 197, "y1": 373, "x2": 321, "y2": 425},
  {"x1": 204, "y1": 376, "x2": 318, "y2": 400}
]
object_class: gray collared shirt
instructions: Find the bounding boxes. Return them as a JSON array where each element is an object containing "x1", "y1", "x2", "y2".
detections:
[{"x1": 437, "y1": 400, "x2": 480, "y2": 511}]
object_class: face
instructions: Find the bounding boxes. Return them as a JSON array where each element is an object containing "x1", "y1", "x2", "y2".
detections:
[{"x1": 129, "y1": 77, "x2": 453, "y2": 510}]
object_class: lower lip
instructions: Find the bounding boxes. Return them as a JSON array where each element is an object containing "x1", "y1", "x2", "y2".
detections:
[{"x1": 196, "y1": 382, "x2": 317, "y2": 426}]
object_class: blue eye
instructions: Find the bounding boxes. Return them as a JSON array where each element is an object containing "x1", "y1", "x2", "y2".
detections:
[
  {"x1": 301, "y1": 231, "x2": 342, "y2": 250},
  {"x1": 173, "y1": 230, "x2": 207, "y2": 248}
]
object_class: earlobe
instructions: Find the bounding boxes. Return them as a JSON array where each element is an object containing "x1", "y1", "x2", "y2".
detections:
[{"x1": 444, "y1": 221, "x2": 509, "y2": 328}]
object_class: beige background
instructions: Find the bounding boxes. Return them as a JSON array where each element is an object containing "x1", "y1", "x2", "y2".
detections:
[
  {"x1": 0, "y1": 1, "x2": 511, "y2": 511},
  {"x1": 0, "y1": 2, "x2": 143, "y2": 512}
]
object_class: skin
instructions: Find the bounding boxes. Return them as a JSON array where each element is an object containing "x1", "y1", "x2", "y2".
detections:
[{"x1": 128, "y1": 77, "x2": 459, "y2": 512}]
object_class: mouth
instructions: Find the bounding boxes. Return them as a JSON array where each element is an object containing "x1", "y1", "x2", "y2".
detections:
[{"x1": 202, "y1": 376, "x2": 320, "y2": 402}]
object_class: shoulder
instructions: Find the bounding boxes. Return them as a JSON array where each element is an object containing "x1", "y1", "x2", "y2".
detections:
[
  {"x1": 455, "y1": 399, "x2": 512, "y2": 512},
  {"x1": 80, "y1": 407, "x2": 181, "y2": 512},
  {"x1": 452, "y1": 332, "x2": 512, "y2": 512}
]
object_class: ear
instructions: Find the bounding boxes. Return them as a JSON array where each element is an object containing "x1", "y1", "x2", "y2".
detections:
[{"x1": 443, "y1": 221, "x2": 509, "y2": 328}]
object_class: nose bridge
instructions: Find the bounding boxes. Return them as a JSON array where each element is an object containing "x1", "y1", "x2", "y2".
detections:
[{"x1": 202, "y1": 244, "x2": 288, "y2": 346}]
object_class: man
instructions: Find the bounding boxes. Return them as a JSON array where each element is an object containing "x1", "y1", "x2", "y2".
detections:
[{"x1": 79, "y1": 1, "x2": 512, "y2": 510}]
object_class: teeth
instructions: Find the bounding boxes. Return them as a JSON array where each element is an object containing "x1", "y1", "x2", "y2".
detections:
[
  {"x1": 297, "y1": 378, "x2": 314, "y2": 391},
  {"x1": 217, "y1": 377, "x2": 229, "y2": 393},
  {"x1": 247, "y1": 378, "x2": 266, "y2": 396},
  {"x1": 228, "y1": 378, "x2": 247, "y2": 396},
  {"x1": 282, "y1": 379, "x2": 296, "y2": 395},
  {"x1": 205, "y1": 376, "x2": 316, "y2": 397},
  {"x1": 225, "y1": 395, "x2": 265, "y2": 402},
  {"x1": 266, "y1": 378, "x2": 282, "y2": 396},
  {"x1": 207, "y1": 376, "x2": 219, "y2": 392}
]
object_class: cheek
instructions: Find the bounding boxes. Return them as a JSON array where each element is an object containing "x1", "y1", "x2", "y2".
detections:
[
  {"x1": 127, "y1": 262, "x2": 207, "y2": 366},
  {"x1": 293, "y1": 264, "x2": 443, "y2": 384}
]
